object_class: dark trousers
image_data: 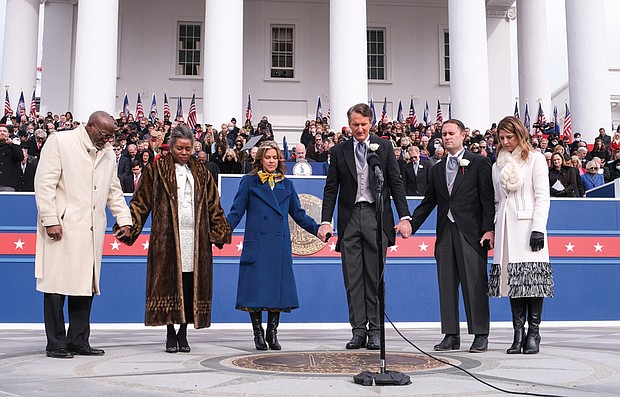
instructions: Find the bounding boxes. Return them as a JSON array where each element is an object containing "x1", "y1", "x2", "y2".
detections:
[
  {"x1": 182, "y1": 272, "x2": 194, "y2": 324},
  {"x1": 340, "y1": 202, "x2": 387, "y2": 337},
  {"x1": 43, "y1": 293, "x2": 93, "y2": 351},
  {"x1": 435, "y1": 220, "x2": 490, "y2": 335}
]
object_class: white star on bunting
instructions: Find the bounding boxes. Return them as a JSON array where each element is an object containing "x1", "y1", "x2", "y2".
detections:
[
  {"x1": 142, "y1": 240, "x2": 149, "y2": 250},
  {"x1": 236, "y1": 242, "x2": 243, "y2": 251},
  {"x1": 14, "y1": 239, "x2": 25, "y2": 249},
  {"x1": 389, "y1": 245, "x2": 398, "y2": 252},
  {"x1": 328, "y1": 242, "x2": 336, "y2": 252},
  {"x1": 418, "y1": 242, "x2": 429, "y2": 252},
  {"x1": 594, "y1": 242, "x2": 603, "y2": 252},
  {"x1": 565, "y1": 242, "x2": 575, "y2": 252},
  {"x1": 110, "y1": 240, "x2": 121, "y2": 250}
]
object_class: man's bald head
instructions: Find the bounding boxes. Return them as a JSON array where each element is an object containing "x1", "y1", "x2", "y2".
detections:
[
  {"x1": 86, "y1": 111, "x2": 117, "y2": 149},
  {"x1": 295, "y1": 143, "x2": 307, "y2": 161}
]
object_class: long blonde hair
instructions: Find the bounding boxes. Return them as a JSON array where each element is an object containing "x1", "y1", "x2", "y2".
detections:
[
  {"x1": 496, "y1": 116, "x2": 533, "y2": 161},
  {"x1": 249, "y1": 141, "x2": 287, "y2": 175}
]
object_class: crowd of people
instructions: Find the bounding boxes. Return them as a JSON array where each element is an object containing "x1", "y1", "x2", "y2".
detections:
[{"x1": 2, "y1": 106, "x2": 620, "y2": 197}]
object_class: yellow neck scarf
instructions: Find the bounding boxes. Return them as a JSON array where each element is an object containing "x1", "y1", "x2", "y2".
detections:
[{"x1": 258, "y1": 170, "x2": 285, "y2": 188}]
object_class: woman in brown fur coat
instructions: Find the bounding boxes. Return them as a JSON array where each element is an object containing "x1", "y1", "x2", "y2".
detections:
[{"x1": 125, "y1": 125, "x2": 231, "y2": 353}]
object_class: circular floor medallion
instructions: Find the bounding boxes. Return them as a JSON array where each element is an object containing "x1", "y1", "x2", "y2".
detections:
[{"x1": 218, "y1": 351, "x2": 455, "y2": 375}]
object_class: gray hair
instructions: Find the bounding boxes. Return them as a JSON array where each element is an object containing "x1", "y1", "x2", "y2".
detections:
[{"x1": 168, "y1": 125, "x2": 194, "y2": 147}]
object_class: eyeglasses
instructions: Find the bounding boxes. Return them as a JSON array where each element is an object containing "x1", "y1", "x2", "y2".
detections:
[{"x1": 92, "y1": 122, "x2": 115, "y2": 139}]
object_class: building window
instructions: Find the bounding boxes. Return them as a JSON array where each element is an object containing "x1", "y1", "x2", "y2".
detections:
[
  {"x1": 177, "y1": 22, "x2": 201, "y2": 76},
  {"x1": 271, "y1": 25, "x2": 294, "y2": 78},
  {"x1": 441, "y1": 29, "x2": 450, "y2": 83},
  {"x1": 367, "y1": 29, "x2": 385, "y2": 80}
]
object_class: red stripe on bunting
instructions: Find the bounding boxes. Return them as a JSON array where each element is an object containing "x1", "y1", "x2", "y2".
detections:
[{"x1": 1, "y1": 233, "x2": 619, "y2": 259}]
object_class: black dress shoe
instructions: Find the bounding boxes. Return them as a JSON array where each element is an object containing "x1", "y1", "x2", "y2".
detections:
[
  {"x1": 70, "y1": 346, "x2": 105, "y2": 356},
  {"x1": 434, "y1": 334, "x2": 460, "y2": 351},
  {"x1": 469, "y1": 335, "x2": 488, "y2": 353},
  {"x1": 345, "y1": 334, "x2": 367, "y2": 349},
  {"x1": 46, "y1": 348, "x2": 74, "y2": 359},
  {"x1": 366, "y1": 335, "x2": 380, "y2": 350}
]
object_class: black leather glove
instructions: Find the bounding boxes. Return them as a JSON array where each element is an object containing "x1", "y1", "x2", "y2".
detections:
[
  {"x1": 529, "y1": 231, "x2": 545, "y2": 252},
  {"x1": 214, "y1": 243, "x2": 224, "y2": 250}
]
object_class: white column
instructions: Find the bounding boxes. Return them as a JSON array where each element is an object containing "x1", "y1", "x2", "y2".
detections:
[
  {"x1": 72, "y1": 0, "x2": 118, "y2": 122},
  {"x1": 516, "y1": 0, "x2": 551, "y2": 132},
  {"x1": 566, "y1": 0, "x2": 611, "y2": 143},
  {"x1": 40, "y1": 1, "x2": 75, "y2": 115},
  {"x1": 329, "y1": 0, "x2": 368, "y2": 131},
  {"x1": 448, "y1": 0, "x2": 490, "y2": 130},
  {"x1": 204, "y1": 0, "x2": 243, "y2": 125},
  {"x1": 1, "y1": 0, "x2": 39, "y2": 101}
]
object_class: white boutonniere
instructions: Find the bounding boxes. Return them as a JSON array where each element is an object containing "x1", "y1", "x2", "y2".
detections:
[
  {"x1": 459, "y1": 158, "x2": 470, "y2": 174},
  {"x1": 368, "y1": 143, "x2": 380, "y2": 152},
  {"x1": 418, "y1": 164, "x2": 424, "y2": 169}
]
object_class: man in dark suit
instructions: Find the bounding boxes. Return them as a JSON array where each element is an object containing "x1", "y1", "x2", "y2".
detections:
[
  {"x1": 16, "y1": 147, "x2": 38, "y2": 192},
  {"x1": 113, "y1": 142, "x2": 131, "y2": 179},
  {"x1": 318, "y1": 103, "x2": 411, "y2": 350},
  {"x1": 409, "y1": 119, "x2": 494, "y2": 353},
  {"x1": 121, "y1": 160, "x2": 142, "y2": 194},
  {"x1": 402, "y1": 146, "x2": 432, "y2": 196}
]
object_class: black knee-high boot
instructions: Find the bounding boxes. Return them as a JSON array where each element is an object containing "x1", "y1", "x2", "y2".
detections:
[
  {"x1": 523, "y1": 298, "x2": 543, "y2": 354},
  {"x1": 507, "y1": 298, "x2": 527, "y2": 354},
  {"x1": 166, "y1": 324, "x2": 178, "y2": 353},
  {"x1": 266, "y1": 311, "x2": 281, "y2": 350},
  {"x1": 250, "y1": 312, "x2": 267, "y2": 350}
]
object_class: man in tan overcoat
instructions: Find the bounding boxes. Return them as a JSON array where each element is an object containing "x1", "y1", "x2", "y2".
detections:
[{"x1": 34, "y1": 111, "x2": 132, "y2": 359}]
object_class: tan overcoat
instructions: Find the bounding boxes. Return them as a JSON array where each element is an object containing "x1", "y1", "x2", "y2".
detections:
[{"x1": 34, "y1": 125, "x2": 131, "y2": 296}]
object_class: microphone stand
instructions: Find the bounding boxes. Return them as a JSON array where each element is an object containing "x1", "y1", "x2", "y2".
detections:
[{"x1": 353, "y1": 167, "x2": 411, "y2": 386}]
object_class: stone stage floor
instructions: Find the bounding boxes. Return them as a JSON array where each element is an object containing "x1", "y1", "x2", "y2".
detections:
[{"x1": 0, "y1": 323, "x2": 619, "y2": 397}]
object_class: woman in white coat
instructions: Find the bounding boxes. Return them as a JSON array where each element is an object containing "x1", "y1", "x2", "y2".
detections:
[{"x1": 488, "y1": 116, "x2": 554, "y2": 355}]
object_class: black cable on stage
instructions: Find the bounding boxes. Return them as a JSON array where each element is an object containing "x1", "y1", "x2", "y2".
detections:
[{"x1": 384, "y1": 312, "x2": 569, "y2": 397}]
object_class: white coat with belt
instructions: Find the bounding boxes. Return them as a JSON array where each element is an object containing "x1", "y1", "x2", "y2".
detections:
[{"x1": 34, "y1": 125, "x2": 131, "y2": 296}]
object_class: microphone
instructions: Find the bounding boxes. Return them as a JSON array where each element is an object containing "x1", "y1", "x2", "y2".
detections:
[{"x1": 366, "y1": 153, "x2": 384, "y2": 182}]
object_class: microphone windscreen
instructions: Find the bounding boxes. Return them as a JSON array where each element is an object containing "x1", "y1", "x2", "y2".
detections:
[{"x1": 367, "y1": 152, "x2": 381, "y2": 169}]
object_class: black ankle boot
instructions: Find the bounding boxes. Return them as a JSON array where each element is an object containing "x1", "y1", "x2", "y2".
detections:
[
  {"x1": 266, "y1": 311, "x2": 281, "y2": 350},
  {"x1": 523, "y1": 298, "x2": 543, "y2": 354},
  {"x1": 177, "y1": 324, "x2": 190, "y2": 353},
  {"x1": 250, "y1": 312, "x2": 267, "y2": 350},
  {"x1": 507, "y1": 298, "x2": 527, "y2": 354},
  {"x1": 165, "y1": 324, "x2": 178, "y2": 353}
]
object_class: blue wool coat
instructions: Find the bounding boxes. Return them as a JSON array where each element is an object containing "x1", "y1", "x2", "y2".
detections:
[{"x1": 227, "y1": 174, "x2": 320, "y2": 310}]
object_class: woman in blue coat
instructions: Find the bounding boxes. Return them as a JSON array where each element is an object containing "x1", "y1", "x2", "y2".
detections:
[{"x1": 227, "y1": 141, "x2": 321, "y2": 350}]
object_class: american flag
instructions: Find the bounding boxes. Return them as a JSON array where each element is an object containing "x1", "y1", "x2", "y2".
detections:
[
  {"x1": 514, "y1": 101, "x2": 519, "y2": 118},
  {"x1": 369, "y1": 98, "x2": 377, "y2": 126},
  {"x1": 135, "y1": 93, "x2": 144, "y2": 119},
  {"x1": 562, "y1": 104, "x2": 572, "y2": 141},
  {"x1": 537, "y1": 102, "x2": 546, "y2": 125},
  {"x1": 315, "y1": 96, "x2": 322, "y2": 120},
  {"x1": 29, "y1": 90, "x2": 37, "y2": 119},
  {"x1": 150, "y1": 93, "x2": 158, "y2": 121},
  {"x1": 187, "y1": 93, "x2": 197, "y2": 129},
  {"x1": 381, "y1": 96, "x2": 388, "y2": 123},
  {"x1": 423, "y1": 99, "x2": 429, "y2": 126},
  {"x1": 396, "y1": 99, "x2": 404, "y2": 123},
  {"x1": 524, "y1": 102, "x2": 530, "y2": 130},
  {"x1": 326, "y1": 109, "x2": 331, "y2": 121},
  {"x1": 176, "y1": 94, "x2": 183, "y2": 120},
  {"x1": 123, "y1": 93, "x2": 130, "y2": 117},
  {"x1": 245, "y1": 94, "x2": 252, "y2": 123},
  {"x1": 408, "y1": 98, "x2": 417, "y2": 127},
  {"x1": 163, "y1": 93, "x2": 171, "y2": 117},
  {"x1": 4, "y1": 89, "x2": 12, "y2": 117},
  {"x1": 16, "y1": 91, "x2": 26, "y2": 117},
  {"x1": 436, "y1": 99, "x2": 443, "y2": 123}
]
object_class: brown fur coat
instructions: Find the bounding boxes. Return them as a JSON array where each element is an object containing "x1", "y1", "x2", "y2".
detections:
[{"x1": 127, "y1": 154, "x2": 231, "y2": 328}]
